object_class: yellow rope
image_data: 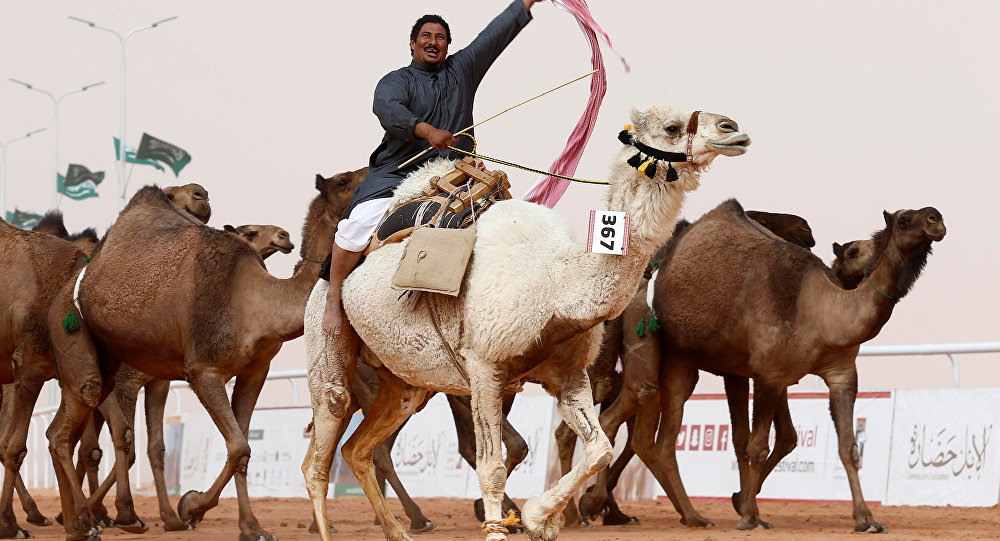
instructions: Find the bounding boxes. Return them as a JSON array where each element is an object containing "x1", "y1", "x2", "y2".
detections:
[
  {"x1": 447, "y1": 133, "x2": 609, "y2": 186},
  {"x1": 481, "y1": 509, "x2": 521, "y2": 535}
]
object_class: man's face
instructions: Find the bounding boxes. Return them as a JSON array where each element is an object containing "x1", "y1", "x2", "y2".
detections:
[{"x1": 410, "y1": 22, "x2": 449, "y2": 69}]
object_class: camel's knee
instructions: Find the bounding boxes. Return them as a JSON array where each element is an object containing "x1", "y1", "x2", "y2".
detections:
[
  {"x1": 635, "y1": 383, "x2": 658, "y2": 405},
  {"x1": 774, "y1": 430, "x2": 797, "y2": 456},
  {"x1": 1, "y1": 445, "x2": 27, "y2": 470},
  {"x1": 226, "y1": 441, "x2": 252, "y2": 474},
  {"x1": 585, "y1": 436, "x2": 613, "y2": 472},
  {"x1": 746, "y1": 437, "x2": 770, "y2": 465},
  {"x1": 79, "y1": 379, "x2": 103, "y2": 409},
  {"x1": 505, "y1": 436, "x2": 529, "y2": 467},
  {"x1": 840, "y1": 442, "x2": 860, "y2": 469},
  {"x1": 477, "y1": 460, "x2": 507, "y2": 502}
]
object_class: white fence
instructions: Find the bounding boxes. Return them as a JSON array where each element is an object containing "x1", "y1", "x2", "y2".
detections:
[{"x1": 18, "y1": 341, "x2": 1000, "y2": 499}]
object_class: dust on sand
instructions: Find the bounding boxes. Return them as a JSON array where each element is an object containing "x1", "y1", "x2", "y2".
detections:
[{"x1": 18, "y1": 492, "x2": 1000, "y2": 540}]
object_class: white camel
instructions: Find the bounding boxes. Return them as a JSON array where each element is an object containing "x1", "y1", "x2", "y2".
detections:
[{"x1": 302, "y1": 105, "x2": 750, "y2": 541}]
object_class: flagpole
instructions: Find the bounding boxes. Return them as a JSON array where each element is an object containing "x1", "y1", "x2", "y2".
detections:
[
  {"x1": 8, "y1": 79, "x2": 104, "y2": 210},
  {"x1": 70, "y1": 15, "x2": 178, "y2": 212},
  {"x1": 1, "y1": 128, "x2": 47, "y2": 219}
]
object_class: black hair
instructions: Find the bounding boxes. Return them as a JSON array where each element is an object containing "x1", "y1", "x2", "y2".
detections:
[{"x1": 410, "y1": 14, "x2": 452, "y2": 50}]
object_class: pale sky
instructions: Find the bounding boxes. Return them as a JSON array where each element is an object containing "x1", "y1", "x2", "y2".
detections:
[{"x1": 1, "y1": 0, "x2": 997, "y2": 395}]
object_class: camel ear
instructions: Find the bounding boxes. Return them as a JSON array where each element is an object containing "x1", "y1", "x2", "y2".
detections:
[
  {"x1": 630, "y1": 107, "x2": 646, "y2": 134},
  {"x1": 315, "y1": 174, "x2": 326, "y2": 194},
  {"x1": 832, "y1": 242, "x2": 844, "y2": 259},
  {"x1": 883, "y1": 210, "x2": 893, "y2": 226},
  {"x1": 223, "y1": 224, "x2": 236, "y2": 233}
]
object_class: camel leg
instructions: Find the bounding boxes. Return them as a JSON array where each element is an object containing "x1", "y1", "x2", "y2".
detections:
[
  {"x1": 724, "y1": 375, "x2": 752, "y2": 514},
  {"x1": 304, "y1": 396, "x2": 357, "y2": 538},
  {"x1": 634, "y1": 359, "x2": 714, "y2": 527},
  {"x1": 372, "y1": 424, "x2": 436, "y2": 533},
  {"x1": 342, "y1": 369, "x2": 429, "y2": 541},
  {"x1": 176, "y1": 368, "x2": 273, "y2": 541},
  {"x1": 14, "y1": 474, "x2": 51, "y2": 527},
  {"x1": 449, "y1": 394, "x2": 523, "y2": 531},
  {"x1": 91, "y1": 385, "x2": 148, "y2": 534},
  {"x1": 554, "y1": 420, "x2": 588, "y2": 528},
  {"x1": 734, "y1": 378, "x2": 783, "y2": 530},
  {"x1": 757, "y1": 392, "x2": 797, "y2": 488},
  {"x1": 824, "y1": 369, "x2": 886, "y2": 533},
  {"x1": 75, "y1": 411, "x2": 112, "y2": 528},
  {"x1": 47, "y1": 394, "x2": 105, "y2": 541},
  {"x1": 138, "y1": 379, "x2": 190, "y2": 531},
  {"x1": 600, "y1": 415, "x2": 639, "y2": 526},
  {"x1": 0, "y1": 369, "x2": 46, "y2": 538},
  {"x1": 520, "y1": 367, "x2": 612, "y2": 541}
]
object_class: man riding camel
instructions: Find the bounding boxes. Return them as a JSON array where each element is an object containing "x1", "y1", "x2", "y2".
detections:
[{"x1": 323, "y1": 0, "x2": 543, "y2": 336}]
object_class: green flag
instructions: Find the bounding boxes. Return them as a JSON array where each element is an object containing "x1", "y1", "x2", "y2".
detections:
[
  {"x1": 58, "y1": 163, "x2": 105, "y2": 200},
  {"x1": 5, "y1": 209, "x2": 43, "y2": 229},
  {"x1": 113, "y1": 137, "x2": 165, "y2": 171},
  {"x1": 136, "y1": 133, "x2": 191, "y2": 176}
]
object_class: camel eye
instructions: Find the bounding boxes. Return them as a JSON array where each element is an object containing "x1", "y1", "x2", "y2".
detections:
[
  {"x1": 718, "y1": 121, "x2": 738, "y2": 133},
  {"x1": 847, "y1": 248, "x2": 858, "y2": 257},
  {"x1": 664, "y1": 125, "x2": 680, "y2": 135},
  {"x1": 278, "y1": 232, "x2": 288, "y2": 240},
  {"x1": 927, "y1": 215, "x2": 938, "y2": 224},
  {"x1": 800, "y1": 225, "x2": 811, "y2": 233}
]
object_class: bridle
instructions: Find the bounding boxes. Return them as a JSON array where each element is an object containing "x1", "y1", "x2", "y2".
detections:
[{"x1": 618, "y1": 110, "x2": 701, "y2": 182}]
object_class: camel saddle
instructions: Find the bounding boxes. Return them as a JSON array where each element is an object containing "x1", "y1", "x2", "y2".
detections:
[{"x1": 364, "y1": 157, "x2": 512, "y2": 255}]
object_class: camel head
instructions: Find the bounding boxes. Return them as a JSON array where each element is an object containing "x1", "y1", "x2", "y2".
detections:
[
  {"x1": 624, "y1": 105, "x2": 750, "y2": 189},
  {"x1": 745, "y1": 211, "x2": 815, "y2": 249},
  {"x1": 224, "y1": 224, "x2": 294, "y2": 260},
  {"x1": 164, "y1": 183, "x2": 211, "y2": 223},
  {"x1": 67, "y1": 228, "x2": 100, "y2": 257},
  {"x1": 31, "y1": 211, "x2": 69, "y2": 238},
  {"x1": 867, "y1": 207, "x2": 946, "y2": 298},
  {"x1": 314, "y1": 167, "x2": 367, "y2": 220},
  {"x1": 832, "y1": 239, "x2": 876, "y2": 289}
]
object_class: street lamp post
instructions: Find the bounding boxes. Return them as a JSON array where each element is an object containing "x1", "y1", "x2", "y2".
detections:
[
  {"x1": 69, "y1": 15, "x2": 178, "y2": 211},
  {"x1": 9, "y1": 79, "x2": 105, "y2": 209},
  {"x1": 1, "y1": 128, "x2": 47, "y2": 219}
]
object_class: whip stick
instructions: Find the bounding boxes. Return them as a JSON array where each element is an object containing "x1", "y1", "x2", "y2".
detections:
[{"x1": 397, "y1": 69, "x2": 599, "y2": 169}]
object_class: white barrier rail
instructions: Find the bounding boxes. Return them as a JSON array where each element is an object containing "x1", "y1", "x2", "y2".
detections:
[{"x1": 21, "y1": 342, "x2": 1000, "y2": 490}]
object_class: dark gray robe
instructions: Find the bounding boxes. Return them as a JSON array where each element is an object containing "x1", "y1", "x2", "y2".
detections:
[{"x1": 345, "y1": 0, "x2": 532, "y2": 216}]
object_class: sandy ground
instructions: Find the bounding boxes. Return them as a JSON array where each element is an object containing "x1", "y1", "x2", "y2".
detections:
[{"x1": 15, "y1": 492, "x2": 1000, "y2": 540}]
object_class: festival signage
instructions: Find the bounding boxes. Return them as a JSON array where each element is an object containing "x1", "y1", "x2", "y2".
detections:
[
  {"x1": 885, "y1": 389, "x2": 1000, "y2": 506},
  {"x1": 650, "y1": 391, "x2": 895, "y2": 503}
]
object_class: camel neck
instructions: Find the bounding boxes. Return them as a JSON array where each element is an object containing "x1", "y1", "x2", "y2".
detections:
[{"x1": 559, "y1": 162, "x2": 692, "y2": 324}]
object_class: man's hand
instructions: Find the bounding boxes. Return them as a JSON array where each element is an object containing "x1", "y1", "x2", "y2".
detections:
[
  {"x1": 415, "y1": 122, "x2": 458, "y2": 150},
  {"x1": 523, "y1": 0, "x2": 545, "y2": 11}
]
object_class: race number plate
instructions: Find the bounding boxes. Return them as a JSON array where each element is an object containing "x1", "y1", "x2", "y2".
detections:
[{"x1": 587, "y1": 210, "x2": 630, "y2": 255}]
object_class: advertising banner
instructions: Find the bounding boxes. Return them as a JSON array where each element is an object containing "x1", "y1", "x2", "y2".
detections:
[
  {"x1": 885, "y1": 389, "x2": 1000, "y2": 506},
  {"x1": 651, "y1": 391, "x2": 894, "y2": 502}
]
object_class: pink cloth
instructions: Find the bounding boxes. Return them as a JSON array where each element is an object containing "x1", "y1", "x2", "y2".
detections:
[{"x1": 522, "y1": 0, "x2": 628, "y2": 208}]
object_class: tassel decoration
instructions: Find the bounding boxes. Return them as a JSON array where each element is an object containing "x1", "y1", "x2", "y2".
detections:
[
  {"x1": 635, "y1": 317, "x2": 646, "y2": 338},
  {"x1": 62, "y1": 309, "x2": 80, "y2": 333},
  {"x1": 647, "y1": 313, "x2": 661, "y2": 333},
  {"x1": 627, "y1": 152, "x2": 643, "y2": 168},
  {"x1": 638, "y1": 158, "x2": 657, "y2": 178},
  {"x1": 666, "y1": 163, "x2": 679, "y2": 182}
]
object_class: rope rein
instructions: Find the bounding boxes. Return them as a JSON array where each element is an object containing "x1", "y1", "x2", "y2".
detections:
[
  {"x1": 448, "y1": 132, "x2": 609, "y2": 186},
  {"x1": 866, "y1": 276, "x2": 896, "y2": 300}
]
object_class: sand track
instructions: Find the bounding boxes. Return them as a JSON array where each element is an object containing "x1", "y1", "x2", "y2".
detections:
[{"x1": 16, "y1": 493, "x2": 999, "y2": 540}]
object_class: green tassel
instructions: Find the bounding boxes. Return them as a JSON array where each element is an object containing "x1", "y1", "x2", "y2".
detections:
[
  {"x1": 635, "y1": 317, "x2": 646, "y2": 338},
  {"x1": 62, "y1": 308, "x2": 80, "y2": 334},
  {"x1": 647, "y1": 313, "x2": 661, "y2": 333},
  {"x1": 84, "y1": 256, "x2": 91, "y2": 263},
  {"x1": 652, "y1": 259, "x2": 661, "y2": 269}
]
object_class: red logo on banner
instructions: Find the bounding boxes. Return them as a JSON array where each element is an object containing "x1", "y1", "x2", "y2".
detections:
[
  {"x1": 676, "y1": 425, "x2": 688, "y2": 450},
  {"x1": 703, "y1": 425, "x2": 716, "y2": 451},
  {"x1": 689, "y1": 425, "x2": 702, "y2": 451},
  {"x1": 718, "y1": 425, "x2": 730, "y2": 451}
]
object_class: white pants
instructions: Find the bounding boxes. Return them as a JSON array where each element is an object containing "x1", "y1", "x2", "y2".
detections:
[{"x1": 334, "y1": 197, "x2": 394, "y2": 252}]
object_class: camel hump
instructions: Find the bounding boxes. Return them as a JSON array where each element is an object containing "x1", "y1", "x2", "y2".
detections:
[{"x1": 715, "y1": 198, "x2": 746, "y2": 218}]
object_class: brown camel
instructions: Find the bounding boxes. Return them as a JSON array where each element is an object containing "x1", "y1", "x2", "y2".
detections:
[
  {"x1": 163, "y1": 183, "x2": 211, "y2": 223},
  {"x1": 568, "y1": 211, "x2": 817, "y2": 526},
  {"x1": 0, "y1": 188, "x2": 212, "y2": 537},
  {"x1": 224, "y1": 224, "x2": 295, "y2": 260},
  {"x1": 43, "y1": 168, "x2": 364, "y2": 541},
  {"x1": 595, "y1": 201, "x2": 944, "y2": 533},
  {"x1": 72, "y1": 223, "x2": 302, "y2": 534},
  {"x1": 0, "y1": 217, "x2": 89, "y2": 538}
]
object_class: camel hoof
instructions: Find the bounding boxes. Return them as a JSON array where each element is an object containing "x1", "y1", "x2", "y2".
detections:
[
  {"x1": 408, "y1": 519, "x2": 436, "y2": 533},
  {"x1": 306, "y1": 522, "x2": 336, "y2": 534},
  {"x1": 25, "y1": 514, "x2": 51, "y2": 527},
  {"x1": 577, "y1": 492, "x2": 605, "y2": 520},
  {"x1": 2, "y1": 529, "x2": 33, "y2": 539},
  {"x1": 520, "y1": 497, "x2": 558, "y2": 541},
  {"x1": 163, "y1": 519, "x2": 195, "y2": 532},
  {"x1": 603, "y1": 514, "x2": 639, "y2": 526},
  {"x1": 238, "y1": 530, "x2": 276, "y2": 541},
  {"x1": 681, "y1": 515, "x2": 715, "y2": 528},
  {"x1": 64, "y1": 529, "x2": 99, "y2": 541},
  {"x1": 176, "y1": 490, "x2": 207, "y2": 525},
  {"x1": 113, "y1": 520, "x2": 148, "y2": 534},
  {"x1": 578, "y1": 519, "x2": 591, "y2": 528},
  {"x1": 857, "y1": 522, "x2": 888, "y2": 533},
  {"x1": 736, "y1": 518, "x2": 765, "y2": 530}
]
